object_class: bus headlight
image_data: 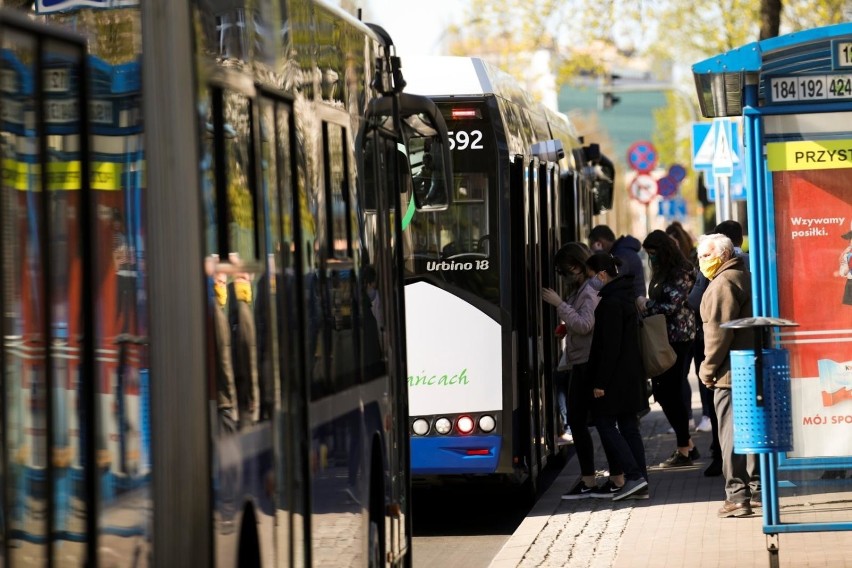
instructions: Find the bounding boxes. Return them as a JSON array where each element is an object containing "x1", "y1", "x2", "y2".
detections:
[
  {"x1": 411, "y1": 418, "x2": 430, "y2": 436},
  {"x1": 479, "y1": 415, "x2": 496, "y2": 433},
  {"x1": 434, "y1": 417, "x2": 452, "y2": 435}
]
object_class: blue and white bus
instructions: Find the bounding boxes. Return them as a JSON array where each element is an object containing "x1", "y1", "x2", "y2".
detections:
[
  {"x1": 400, "y1": 57, "x2": 614, "y2": 491},
  {"x1": 0, "y1": 3, "x2": 452, "y2": 565}
]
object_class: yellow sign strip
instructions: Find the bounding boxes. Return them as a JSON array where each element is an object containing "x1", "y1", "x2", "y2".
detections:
[
  {"x1": 766, "y1": 140, "x2": 852, "y2": 171},
  {"x1": 3, "y1": 160, "x2": 123, "y2": 191}
]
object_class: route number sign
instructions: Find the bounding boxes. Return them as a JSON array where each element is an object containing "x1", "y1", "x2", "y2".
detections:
[{"x1": 767, "y1": 74, "x2": 852, "y2": 103}]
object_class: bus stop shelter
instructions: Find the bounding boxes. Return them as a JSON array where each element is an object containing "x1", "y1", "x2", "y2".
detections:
[{"x1": 693, "y1": 23, "x2": 852, "y2": 567}]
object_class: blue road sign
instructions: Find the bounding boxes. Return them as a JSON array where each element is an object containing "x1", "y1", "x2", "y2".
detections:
[
  {"x1": 693, "y1": 119, "x2": 746, "y2": 201},
  {"x1": 658, "y1": 196, "x2": 687, "y2": 219}
]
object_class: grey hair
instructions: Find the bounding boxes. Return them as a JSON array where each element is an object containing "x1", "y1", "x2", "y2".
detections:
[{"x1": 697, "y1": 233, "x2": 734, "y2": 259}]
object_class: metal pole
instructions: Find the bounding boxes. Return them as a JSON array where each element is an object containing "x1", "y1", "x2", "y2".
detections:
[{"x1": 715, "y1": 174, "x2": 732, "y2": 223}]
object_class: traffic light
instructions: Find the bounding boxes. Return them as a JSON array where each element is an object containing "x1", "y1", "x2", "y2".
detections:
[{"x1": 598, "y1": 73, "x2": 621, "y2": 110}]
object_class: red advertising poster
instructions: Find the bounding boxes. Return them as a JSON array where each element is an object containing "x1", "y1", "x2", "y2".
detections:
[{"x1": 772, "y1": 166, "x2": 852, "y2": 457}]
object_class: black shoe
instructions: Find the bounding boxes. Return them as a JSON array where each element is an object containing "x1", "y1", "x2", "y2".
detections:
[
  {"x1": 688, "y1": 446, "x2": 700, "y2": 461},
  {"x1": 562, "y1": 480, "x2": 596, "y2": 500},
  {"x1": 660, "y1": 450, "x2": 693, "y2": 468},
  {"x1": 589, "y1": 479, "x2": 621, "y2": 499},
  {"x1": 612, "y1": 478, "x2": 648, "y2": 501},
  {"x1": 703, "y1": 459, "x2": 723, "y2": 477}
]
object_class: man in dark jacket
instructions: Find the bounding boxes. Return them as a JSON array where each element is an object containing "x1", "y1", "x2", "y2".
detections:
[
  {"x1": 589, "y1": 225, "x2": 646, "y2": 300},
  {"x1": 697, "y1": 233, "x2": 758, "y2": 518}
]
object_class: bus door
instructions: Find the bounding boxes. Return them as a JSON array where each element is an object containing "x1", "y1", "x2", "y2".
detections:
[
  {"x1": 0, "y1": 14, "x2": 98, "y2": 564},
  {"x1": 538, "y1": 162, "x2": 560, "y2": 455},
  {"x1": 508, "y1": 155, "x2": 544, "y2": 482},
  {"x1": 255, "y1": 90, "x2": 306, "y2": 566},
  {"x1": 204, "y1": 79, "x2": 278, "y2": 564},
  {"x1": 526, "y1": 158, "x2": 546, "y2": 475}
]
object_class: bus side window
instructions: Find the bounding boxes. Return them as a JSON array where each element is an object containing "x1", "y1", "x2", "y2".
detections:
[{"x1": 208, "y1": 87, "x2": 258, "y2": 262}]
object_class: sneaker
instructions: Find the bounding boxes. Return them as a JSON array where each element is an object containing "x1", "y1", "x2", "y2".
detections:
[
  {"x1": 688, "y1": 446, "x2": 701, "y2": 461},
  {"x1": 695, "y1": 415, "x2": 712, "y2": 432},
  {"x1": 612, "y1": 478, "x2": 648, "y2": 501},
  {"x1": 557, "y1": 432, "x2": 574, "y2": 446},
  {"x1": 589, "y1": 480, "x2": 621, "y2": 499},
  {"x1": 562, "y1": 480, "x2": 596, "y2": 500},
  {"x1": 751, "y1": 492, "x2": 762, "y2": 509},
  {"x1": 622, "y1": 486, "x2": 649, "y2": 500},
  {"x1": 659, "y1": 450, "x2": 693, "y2": 468}
]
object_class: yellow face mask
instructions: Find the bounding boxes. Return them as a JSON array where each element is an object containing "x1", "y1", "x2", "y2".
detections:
[
  {"x1": 233, "y1": 280, "x2": 252, "y2": 304},
  {"x1": 699, "y1": 256, "x2": 723, "y2": 280},
  {"x1": 214, "y1": 281, "x2": 227, "y2": 307}
]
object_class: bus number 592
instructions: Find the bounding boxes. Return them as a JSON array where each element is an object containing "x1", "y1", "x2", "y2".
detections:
[{"x1": 448, "y1": 129, "x2": 484, "y2": 151}]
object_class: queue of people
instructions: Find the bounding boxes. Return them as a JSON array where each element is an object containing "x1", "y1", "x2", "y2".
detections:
[{"x1": 544, "y1": 221, "x2": 759, "y2": 516}]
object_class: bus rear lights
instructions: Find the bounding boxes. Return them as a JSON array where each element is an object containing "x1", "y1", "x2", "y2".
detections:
[
  {"x1": 451, "y1": 108, "x2": 481, "y2": 120},
  {"x1": 434, "y1": 417, "x2": 452, "y2": 435},
  {"x1": 478, "y1": 415, "x2": 496, "y2": 433},
  {"x1": 411, "y1": 419, "x2": 430, "y2": 436},
  {"x1": 456, "y1": 415, "x2": 475, "y2": 434},
  {"x1": 465, "y1": 449, "x2": 491, "y2": 456}
]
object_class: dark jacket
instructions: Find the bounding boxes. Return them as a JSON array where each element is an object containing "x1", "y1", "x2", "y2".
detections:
[
  {"x1": 611, "y1": 235, "x2": 647, "y2": 299},
  {"x1": 645, "y1": 265, "x2": 696, "y2": 344},
  {"x1": 699, "y1": 257, "x2": 752, "y2": 389},
  {"x1": 587, "y1": 274, "x2": 645, "y2": 415}
]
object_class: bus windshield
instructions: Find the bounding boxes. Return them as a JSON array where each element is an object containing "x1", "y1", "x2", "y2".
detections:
[{"x1": 403, "y1": 101, "x2": 500, "y2": 304}]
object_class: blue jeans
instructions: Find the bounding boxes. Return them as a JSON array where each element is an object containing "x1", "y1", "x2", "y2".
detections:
[
  {"x1": 555, "y1": 369, "x2": 569, "y2": 433},
  {"x1": 594, "y1": 412, "x2": 647, "y2": 481}
]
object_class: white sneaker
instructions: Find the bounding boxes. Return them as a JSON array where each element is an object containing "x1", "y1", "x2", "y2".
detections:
[
  {"x1": 696, "y1": 416, "x2": 712, "y2": 432},
  {"x1": 557, "y1": 432, "x2": 574, "y2": 446}
]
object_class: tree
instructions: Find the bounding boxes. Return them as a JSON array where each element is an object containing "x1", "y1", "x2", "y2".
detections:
[{"x1": 760, "y1": 0, "x2": 782, "y2": 39}]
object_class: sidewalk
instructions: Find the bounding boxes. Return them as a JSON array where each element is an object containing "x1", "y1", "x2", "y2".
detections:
[{"x1": 490, "y1": 378, "x2": 852, "y2": 568}]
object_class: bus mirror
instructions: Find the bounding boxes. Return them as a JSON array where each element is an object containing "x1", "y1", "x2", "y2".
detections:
[
  {"x1": 398, "y1": 93, "x2": 452, "y2": 211},
  {"x1": 593, "y1": 155, "x2": 615, "y2": 213},
  {"x1": 365, "y1": 93, "x2": 453, "y2": 211}
]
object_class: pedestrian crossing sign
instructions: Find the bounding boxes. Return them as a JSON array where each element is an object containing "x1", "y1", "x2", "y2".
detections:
[{"x1": 692, "y1": 119, "x2": 740, "y2": 178}]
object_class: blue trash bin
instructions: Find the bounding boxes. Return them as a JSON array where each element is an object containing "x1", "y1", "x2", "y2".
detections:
[{"x1": 731, "y1": 348, "x2": 793, "y2": 453}]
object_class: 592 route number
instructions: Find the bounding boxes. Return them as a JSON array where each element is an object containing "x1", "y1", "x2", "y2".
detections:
[{"x1": 447, "y1": 129, "x2": 484, "y2": 150}]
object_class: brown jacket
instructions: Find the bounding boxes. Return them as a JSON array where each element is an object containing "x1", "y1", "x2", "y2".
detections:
[{"x1": 699, "y1": 257, "x2": 752, "y2": 389}]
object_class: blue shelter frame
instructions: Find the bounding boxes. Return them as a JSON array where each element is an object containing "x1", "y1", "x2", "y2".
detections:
[{"x1": 694, "y1": 23, "x2": 852, "y2": 566}]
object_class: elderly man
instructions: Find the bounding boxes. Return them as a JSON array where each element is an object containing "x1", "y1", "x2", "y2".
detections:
[{"x1": 697, "y1": 233, "x2": 759, "y2": 518}]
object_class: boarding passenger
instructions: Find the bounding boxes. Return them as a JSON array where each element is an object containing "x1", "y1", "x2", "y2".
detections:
[
  {"x1": 639, "y1": 230, "x2": 698, "y2": 468},
  {"x1": 696, "y1": 233, "x2": 760, "y2": 517},
  {"x1": 588, "y1": 225, "x2": 646, "y2": 301},
  {"x1": 543, "y1": 243, "x2": 622, "y2": 498},
  {"x1": 666, "y1": 222, "x2": 704, "y2": 433},
  {"x1": 585, "y1": 253, "x2": 648, "y2": 501}
]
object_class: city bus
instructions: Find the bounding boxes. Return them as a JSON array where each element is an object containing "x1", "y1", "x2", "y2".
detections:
[
  {"x1": 0, "y1": 2, "x2": 451, "y2": 565},
  {"x1": 400, "y1": 57, "x2": 614, "y2": 493}
]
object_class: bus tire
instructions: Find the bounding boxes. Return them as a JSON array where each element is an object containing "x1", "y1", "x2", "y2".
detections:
[
  {"x1": 237, "y1": 503, "x2": 261, "y2": 568},
  {"x1": 368, "y1": 438, "x2": 386, "y2": 568},
  {"x1": 368, "y1": 520, "x2": 382, "y2": 568}
]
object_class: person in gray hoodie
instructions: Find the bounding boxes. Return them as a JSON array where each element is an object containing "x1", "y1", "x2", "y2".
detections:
[{"x1": 543, "y1": 243, "x2": 619, "y2": 499}]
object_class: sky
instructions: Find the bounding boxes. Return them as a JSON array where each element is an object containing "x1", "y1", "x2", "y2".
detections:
[{"x1": 356, "y1": 0, "x2": 467, "y2": 58}]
